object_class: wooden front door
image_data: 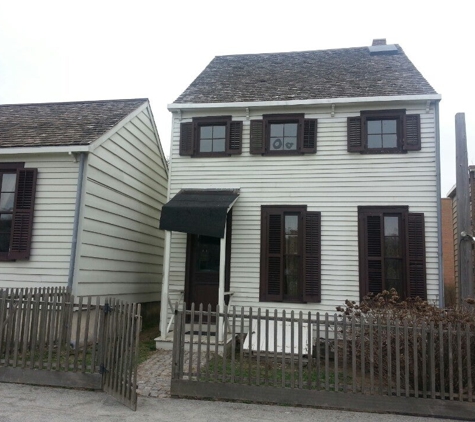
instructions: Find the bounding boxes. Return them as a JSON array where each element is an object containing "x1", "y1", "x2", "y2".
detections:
[{"x1": 186, "y1": 234, "x2": 221, "y2": 310}]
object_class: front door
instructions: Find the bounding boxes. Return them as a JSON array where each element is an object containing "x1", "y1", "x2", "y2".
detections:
[
  {"x1": 187, "y1": 234, "x2": 220, "y2": 310},
  {"x1": 185, "y1": 212, "x2": 232, "y2": 311}
]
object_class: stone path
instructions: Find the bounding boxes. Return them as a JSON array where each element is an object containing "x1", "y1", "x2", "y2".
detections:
[{"x1": 136, "y1": 348, "x2": 207, "y2": 398}]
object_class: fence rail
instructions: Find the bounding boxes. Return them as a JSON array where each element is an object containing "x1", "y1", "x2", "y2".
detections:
[{"x1": 172, "y1": 304, "x2": 475, "y2": 414}]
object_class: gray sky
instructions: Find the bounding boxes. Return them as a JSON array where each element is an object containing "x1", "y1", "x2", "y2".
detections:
[{"x1": 0, "y1": 0, "x2": 473, "y2": 196}]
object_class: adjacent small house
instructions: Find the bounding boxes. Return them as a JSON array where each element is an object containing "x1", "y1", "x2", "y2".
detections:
[
  {"x1": 158, "y1": 40, "x2": 442, "y2": 340},
  {"x1": 0, "y1": 99, "x2": 168, "y2": 305}
]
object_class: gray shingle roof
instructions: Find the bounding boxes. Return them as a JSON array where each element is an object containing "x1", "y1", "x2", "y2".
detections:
[
  {"x1": 174, "y1": 45, "x2": 437, "y2": 104},
  {"x1": 0, "y1": 98, "x2": 147, "y2": 148}
]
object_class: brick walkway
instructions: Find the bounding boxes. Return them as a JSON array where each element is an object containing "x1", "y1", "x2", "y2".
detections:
[{"x1": 136, "y1": 348, "x2": 206, "y2": 398}]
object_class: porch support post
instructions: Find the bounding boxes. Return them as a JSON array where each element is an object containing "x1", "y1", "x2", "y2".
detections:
[
  {"x1": 218, "y1": 222, "x2": 227, "y2": 340},
  {"x1": 160, "y1": 230, "x2": 172, "y2": 340}
]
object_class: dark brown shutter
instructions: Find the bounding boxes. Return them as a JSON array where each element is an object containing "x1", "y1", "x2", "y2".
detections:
[
  {"x1": 301, "y1": 119, "x2": 317, "y2": 154},
  {"x1": 407, "y1": 212, "x2": 426, "y2": 299},
  {"x1": 303, "y1": 211, "x2": 321, "y2": 302},
  {"x1": 179, "y1": 122, "x2": 193, "y2": 156},
  {"x1": 227, "y1": 121, "x2": 242, "y2": 155},
  {"x1": 366, "y1": 215, "x2": 383, "y2": 295},
  {"x1": 8, "y1": 168, "x2": 38, "y2": 260},
  {"x1": 261, "y1": 209, "x2": 283, "y2": 301},
  {"x1": 403, "y1": 114, "x2": 421, "y2": 151},
  {"x1": 250, "y1": 120, "x2": 265, "y2": 154},
  {"x1": 347, "y1": 116, "x2": 363, "y2": 152}
]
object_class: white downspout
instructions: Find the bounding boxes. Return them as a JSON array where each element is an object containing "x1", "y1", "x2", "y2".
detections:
[{"x1": 160, "y1": 230, "x2": 172, "y2": 339}]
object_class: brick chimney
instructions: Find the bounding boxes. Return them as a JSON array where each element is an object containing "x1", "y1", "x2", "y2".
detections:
[{"x1": 372, "y1": 39, "x2": 387, "y2": 46}]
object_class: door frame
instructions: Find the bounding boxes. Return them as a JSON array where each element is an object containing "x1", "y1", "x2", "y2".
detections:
[{"x1": 184, "y1": 210, "x2": 233, "y2": 309}]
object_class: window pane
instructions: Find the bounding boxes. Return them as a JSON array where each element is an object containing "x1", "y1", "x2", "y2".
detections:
[
  {"x1": 270, "y1": 123, "x2": 284, "y2": 137},
  {"x1": 285, "y1": 235, "x2": 298, "y2": 254},
  {"x1": 196, "y1": 235, "x2": 220, "y2": 272},
  {"x1": 385, "y1": 236, "x2": 400, "y2": 257},
  {"x1": 213, "y1": 138, "x2": 225, "y2": 152},
  {"x1": 270, "y1": 137, "x2": 284, "y2": 150},
  {"x1": 383, "y1": 134, "x2": 397, "y2": 148},
  {"x1": 213, "y1": 126, "x2": 226, "y2": 138},
  {"x1": 200, "y1": 126, "x2": 213, "y2": 139},
  {"x1": 1, "y1": 174, "x2": 17, "y2": 193},
  {"x1": 284, "y1": 255, "x2": 299, "y2": 298},
  {"x1": 368, "y1": 134, "x2": 382, "y2": 148},
  {"x1": 385, "y1": 258, "x2": 403, "y2": 294},
  {"x1": 284, "y1": 123, "x2": 298, "y2": 137},
  {"x1": 367, "y1": 120, "x2": 381, "y2": 134},
  {"x1": 0, "y1": 192, "x2": 15, "y2": 212},
  {"x1": 200, "y1": 139, "x2": 212, "y2": 152},
  {"x1": 382, "y1": 120, "x2": 396, "y2": 133},
  {"x1": 283, "y1": 137, "x2": 297, "y2": 150},
  {"x1": 384, "y1": 216, "x2": 399, "y2": 236},
  {"x1": 285, "y1": 215, "x2": 298, "y2": 235}
]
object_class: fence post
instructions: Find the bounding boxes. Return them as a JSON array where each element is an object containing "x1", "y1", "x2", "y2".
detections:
[{"x1": 172, "y1": 309, "x2": 183, "y2": 380}]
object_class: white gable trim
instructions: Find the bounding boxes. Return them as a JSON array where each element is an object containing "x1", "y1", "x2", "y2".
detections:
[{"x1": 168, "y1": 94, "x2": 442, "y2": 111}]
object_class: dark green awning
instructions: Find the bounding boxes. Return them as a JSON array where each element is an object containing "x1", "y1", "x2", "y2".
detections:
[{"x1": 159, "y1": 189, "x2": 239, "y2": 238}]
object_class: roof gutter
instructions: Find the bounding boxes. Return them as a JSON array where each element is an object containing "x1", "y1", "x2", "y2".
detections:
[
  {"x1": 0, "y1": 145, "x2": 90, "y2": 155},
  {"x1": 168, "y1": 94, "x2": 442, "y2": 111}
]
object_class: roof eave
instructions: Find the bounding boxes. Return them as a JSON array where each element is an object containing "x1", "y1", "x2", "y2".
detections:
[{"x1": 168, "y1": 94, "x2": 442, "y2": 111}]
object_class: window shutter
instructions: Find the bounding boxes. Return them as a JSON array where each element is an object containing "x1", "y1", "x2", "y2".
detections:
[
  {"x1": 403, "y1": 114, "x2": 421, "y2": 151},
  {"x1": 407, "y1": 213, "x2": 426, "y2": 299},
  {"x1": 250, "y1": 120, "x2": 265, "y2": 154},
  {"x1": 8, "y1": 168, "x2": 38, "y2": 260},
  {"x1": 303, "y1": 211, "x2": 321, "y2": 302},
  {"x1": 301, "y1": 119, "x2": 317, "y2": 154},
  {"x1": 366, "y1": 215, "x2": 383, "y2": 295},
  {"x1": 347, "y1": 116, "x2": 363, "y2": 152},
  {"x1": 227, "y1": 121, "x2": 242, "y2": 155},
  {"x1": 179, "y1": 122, "x2": 193, "y2": 156},
  {"x1": 262, "y1": 210, "x2": 283, "y2": 301}
]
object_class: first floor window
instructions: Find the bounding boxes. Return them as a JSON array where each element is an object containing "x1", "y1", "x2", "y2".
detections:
[
  {"x1": 358, "y1": 206, "x2": 426, "y2": 300},
  {"x1": 0, "y1": 164, "x2": 38, "y2": 261},
  {"x1": 0, "y1": 170, "x2": 17, "y2": 253},
  {"x1": 260, "y1": 205, "x2": 321, "y2": 303}
]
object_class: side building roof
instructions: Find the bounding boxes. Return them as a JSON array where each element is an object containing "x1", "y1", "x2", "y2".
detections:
[{"x1": 0, "y1": 98, "x2": 148, "y2": 148}]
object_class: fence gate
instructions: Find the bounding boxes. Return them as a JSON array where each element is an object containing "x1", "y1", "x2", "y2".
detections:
[
  {"x1": 0, "y1": 288, "x2": 141, "y2": 411},
  {"x1": 101, "y1": 298, "x2": 141, "y2": 410}
]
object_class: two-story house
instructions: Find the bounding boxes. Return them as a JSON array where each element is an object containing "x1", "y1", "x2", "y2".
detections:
[{"x1": 158, "y1": 39, "x2": 442, "y2": 340}]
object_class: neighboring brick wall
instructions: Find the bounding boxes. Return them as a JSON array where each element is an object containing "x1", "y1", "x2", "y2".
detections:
[{"x1": 441, "y1": 198, "x2": 455, "y2": 288}]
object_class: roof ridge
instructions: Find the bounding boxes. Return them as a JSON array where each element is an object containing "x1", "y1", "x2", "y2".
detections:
[
  {"x1": 0, "y1": 98, "x2": 148, "y2": 108},
  {"x1": 214, "y1": 44, "x2": 402, "y2": 59}
]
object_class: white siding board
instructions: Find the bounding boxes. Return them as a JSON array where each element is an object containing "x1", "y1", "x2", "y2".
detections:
[
  {"x1": 167, "y1": 102, "x2": 439, "y2": 317},
  {"x1": 75, "y1": 107, "x2": 167, "y2": 302},
  {"x1": 0, "y1": 154, "x2": 78, "y2": 288}
]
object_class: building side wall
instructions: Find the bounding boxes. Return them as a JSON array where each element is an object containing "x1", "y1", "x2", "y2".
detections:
[
  {"x1": 0, "y1": 154, "x2": 79, "y2": 288},
  {"x1": 167, "y1": 101, "x2": 440, "y2": 315},
  {"x1": 74, "y1": 107, "x2": 168, "y2": 302}
]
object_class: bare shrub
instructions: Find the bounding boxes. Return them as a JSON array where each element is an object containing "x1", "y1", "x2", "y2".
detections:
[{"x1": 336, "y1": 290, "x2": 475, "y2": 397}]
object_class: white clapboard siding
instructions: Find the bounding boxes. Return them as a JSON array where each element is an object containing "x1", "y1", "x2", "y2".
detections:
[
  {"x1": 0, "y1": 154, "x2": 79, "y2": 289},
  {"x1": 74, "y1": 107, "x2": 167, "y2": 302},
  {"x1": 167, "y1": 101, "x2": 439, "y2": 316}
]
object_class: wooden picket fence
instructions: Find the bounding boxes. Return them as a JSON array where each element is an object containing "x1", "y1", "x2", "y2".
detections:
[
  {"x1": 171, "y1": 305, "x2": 475, "y2": 420},
  {"x1": 0, "y1": 287, "x2": 141, "y2": 410}
]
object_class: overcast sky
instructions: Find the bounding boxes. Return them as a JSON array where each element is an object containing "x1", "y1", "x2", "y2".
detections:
[{"x1": 0, "y1": 0, "x2": 473, "y2": 195}]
